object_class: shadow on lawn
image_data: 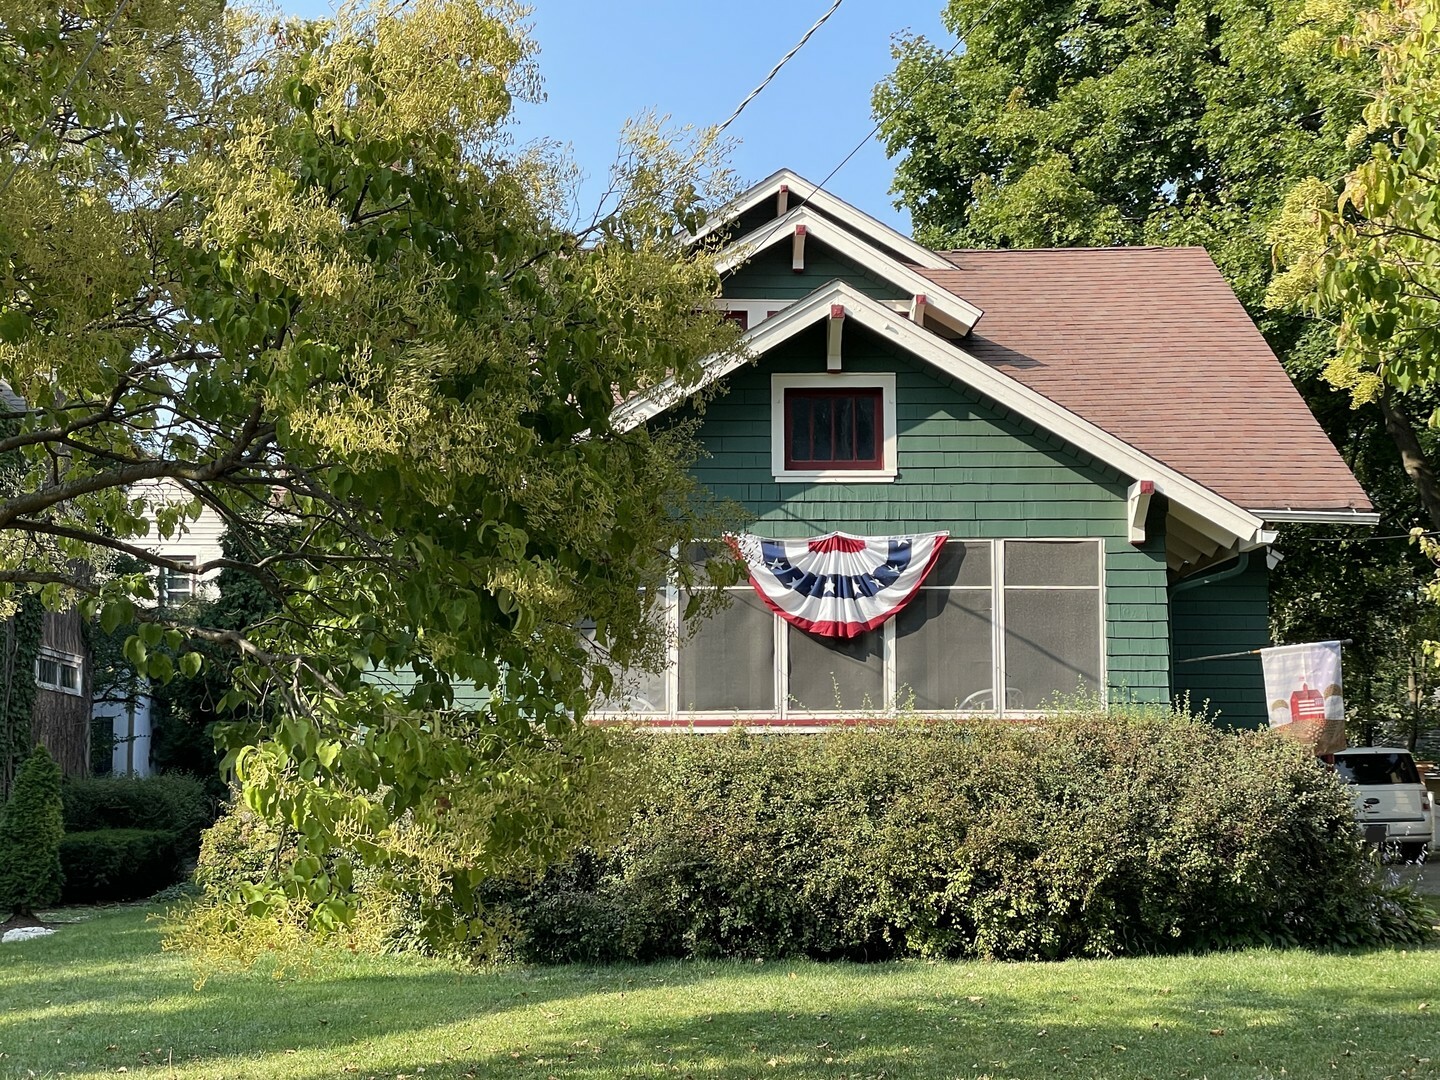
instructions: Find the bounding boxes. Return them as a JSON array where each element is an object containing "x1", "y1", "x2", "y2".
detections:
[
  {"x1": 3, "y1": 912, "x2": 1436, "y2": 1079},
  {"x1": 266, "y1": 976, "x2": 1436, "y2": 1080}
]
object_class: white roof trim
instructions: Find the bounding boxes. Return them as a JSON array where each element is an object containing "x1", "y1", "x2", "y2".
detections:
[
  {"x1": 716, "y1": 206, "x2": 983, "y2": 334},
  {"x1": 690, "y1": 168, "x2": 955, "y2": 272},
  {"x1": 1249, "y1": 508, "x2": 1382, "y2": 525},
  {"x1": 614, "y1": 282, "x2": 1268, "y2": 547}
]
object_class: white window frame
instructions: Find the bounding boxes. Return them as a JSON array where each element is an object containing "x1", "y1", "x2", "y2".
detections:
[
  {"x1": 589, "y1": 538, "x2": 1108, "y2": 726},
  {"x1": 161, "y1": 554, "x2": 198, "y2": 606},
  {"x1": 770, "y1": 373, "x2": 897, "y2": 483},
  {"x1": 35, "y1": 647, "x2": 84, "y2": 697}
]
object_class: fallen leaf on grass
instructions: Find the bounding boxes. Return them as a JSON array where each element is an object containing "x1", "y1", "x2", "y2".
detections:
[{"x1": 1210, "y1": 1029, "x2": 1226, "y2": 1037}]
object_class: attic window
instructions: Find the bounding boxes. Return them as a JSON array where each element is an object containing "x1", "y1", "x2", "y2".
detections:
[
  {"x1": 785, "y1": 389, "x2": 882, "y2": 470},
  {"x1": 771, "y1": 373, "x2": 896, "y2": 482}
]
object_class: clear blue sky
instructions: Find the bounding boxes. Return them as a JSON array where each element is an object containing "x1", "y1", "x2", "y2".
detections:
[{"x1": 274, "y1": 0, "x2": 953, "y2": 232}]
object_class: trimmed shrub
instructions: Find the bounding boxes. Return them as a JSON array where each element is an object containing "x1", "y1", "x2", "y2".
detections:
[
  {"x1": 61, "y1": 773, "x2": 213, "y2": 849},
  {"x1": 0, "y1": 746, "x2": 65, "y2": 916},
  {"x1": 56, "y1": 774, "x2": 214, "y2": 903},
  {"x1": 58, "y1": 829, "x2": 178, "y2": 904},
  {"x1": 495, "y1": 709, "x2": 1434, "y2": 962}
]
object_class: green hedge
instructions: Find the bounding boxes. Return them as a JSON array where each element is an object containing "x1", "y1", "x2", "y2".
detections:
[
  {"x1": 493, "y1": 711, "x2": 1434, "y2": 961},
  {"x1": 191, "y1": 709, "x2": 1435, "y2": 962},
  {"x1": 59, "y1": 829, "x2": 178, "y2": 904},
  {"x1": 62, "y1": 773, "x2": 213, "y2": 848},
  {"x1": 58, "y1": 774, "x2": 214, "y2": 903}
]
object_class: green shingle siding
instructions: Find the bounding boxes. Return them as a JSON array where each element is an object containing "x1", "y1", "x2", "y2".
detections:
[
  {"x1": 1171, "y1": 556, "x2": 1270, "y2": 729},
  {"x1": 725, "y1": 242, "x2": 907, "y2": 301},
  {"x1": 682, "y1": 322, "x2": 1173, "y2": 704}
]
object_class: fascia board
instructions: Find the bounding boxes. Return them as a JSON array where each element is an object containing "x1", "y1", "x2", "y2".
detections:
[
  {"x1": 716, "y1": 207, "x2": 983, "y2": 332},
  {"x1": 611, "y1": 286, "x2": 832, "y2": 431},
  {"x1": 690, "y1": 168, "x2": 954, "y2": 271},
  {"x1": 615, "y1": 282, "x2": 1266, "y2": 545}
]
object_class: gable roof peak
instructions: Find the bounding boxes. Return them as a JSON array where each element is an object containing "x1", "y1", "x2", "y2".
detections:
[{"x1": 692, "y1": 168, "x2": 954, "y2": 272}]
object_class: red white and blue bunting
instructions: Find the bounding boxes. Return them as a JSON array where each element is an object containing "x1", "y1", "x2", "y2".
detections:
[{"x1": 729, "y1": 531, "x2": 949, "y2": 639}]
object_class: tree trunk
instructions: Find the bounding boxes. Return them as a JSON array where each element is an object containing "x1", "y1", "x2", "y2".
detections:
[{"x1": 1379, "y1": 390, "x2": 1440, "y2": 529}]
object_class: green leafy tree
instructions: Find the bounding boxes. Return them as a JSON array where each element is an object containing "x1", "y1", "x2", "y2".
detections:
[
  {"x1": 1269, "y1": 0, "x2": 1440, "y2": 415},
  {"x1": 0, "y1": 744, "x2": 64, "y2": 917},
  {"x1": 873, "y1": 0, "x2": 1440, "y2": 528},
  {"x1": 1270, "y1": 0, "x2": 1440, "y2": 741},
  {"x1": 1, "y1": 0, "x2": 740, "y2": 939}
]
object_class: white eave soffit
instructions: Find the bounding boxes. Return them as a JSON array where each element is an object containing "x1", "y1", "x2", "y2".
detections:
[
  {"x1": 689, "y1": 169, "x2": 957, "y2": 273},
  {"x1": 613, "y1": 281, "x2": 1269, "y2": 549},
  {"x1": 714, "y1": 206, "x2": 983, "y2": 335}
]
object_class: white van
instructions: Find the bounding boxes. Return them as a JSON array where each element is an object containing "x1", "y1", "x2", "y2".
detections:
[{"x1": 1331, "y1": 747, "x2": 1433, "y2": 860}]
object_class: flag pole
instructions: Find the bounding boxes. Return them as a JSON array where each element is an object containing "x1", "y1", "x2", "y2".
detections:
[{"x1": 1175, "y1": 638, "x2": 1353, "y2": 665}]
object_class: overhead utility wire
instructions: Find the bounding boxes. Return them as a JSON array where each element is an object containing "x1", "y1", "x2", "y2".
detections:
[
  {"x1": 795, "y1": 0, "x2": 1006, "y2": 211},
  {"x1": 717, "y1": 0, "x2": 846, "y2": 135},
  {"x1": 0, "y1": 0, "x2": 133, "y2": 199}
]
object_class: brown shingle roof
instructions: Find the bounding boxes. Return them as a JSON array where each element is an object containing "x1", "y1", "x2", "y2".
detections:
[{"x1": 920, "y1": 247, "x2": 1371, "y2": 514}]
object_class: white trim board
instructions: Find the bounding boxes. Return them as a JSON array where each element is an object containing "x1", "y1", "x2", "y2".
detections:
[
  {"x1": 613, "y1": 281, "x2": 1270, "y2": 550},
  {"x1": 716, "y1": 206, "x2": 982, "y2": 335},
  {"x1": 770, "y1": 372, "x2": 898, "y2": 482},
  {"x1": 690, "y1": 168, "x2": 955, "y2": 272}
]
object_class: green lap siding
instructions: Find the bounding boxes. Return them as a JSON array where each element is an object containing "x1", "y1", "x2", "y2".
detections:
[
  {"x1": 681, "y1": 321, "x2": 1172, "y2": 704},
  {"x1": 1170, "y1": 556, "x2": 1271, "y2": 729}
]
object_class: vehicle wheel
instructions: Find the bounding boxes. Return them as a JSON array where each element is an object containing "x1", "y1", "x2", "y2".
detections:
[{"x1": 1397, "y1": 841, "x2": 1429, "y2": 863}]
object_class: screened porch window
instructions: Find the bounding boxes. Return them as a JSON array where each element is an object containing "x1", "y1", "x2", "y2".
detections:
[{"x1": 589, "y1": 538, "x2": 1105, "y2": 719}]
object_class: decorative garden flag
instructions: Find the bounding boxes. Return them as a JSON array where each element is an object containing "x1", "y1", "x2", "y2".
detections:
[
  {"x1": 730, "y1": 530, "x2": 948, "y2": 639},
  {"x1": 1260, "y1": 641, "x2": 1346, "y2": 755}
]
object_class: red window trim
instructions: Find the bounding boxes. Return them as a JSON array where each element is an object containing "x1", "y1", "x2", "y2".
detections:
[
  {"x1": 783, "y1": 387, "x2": 884, "y2": 470},
  {"x1": 722, "y1": 309, "x2": 749, "y2": 330}
]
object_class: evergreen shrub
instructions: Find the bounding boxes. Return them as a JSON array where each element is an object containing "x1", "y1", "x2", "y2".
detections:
[
  {"x1": 0, "y1": 745, "x2": 65, "y2": 916},
  {"x1": 58, "y1": 829, "x2": 178, "y2": 903},
  {"x1": 497, "y1": 709, "x2": 1434, "y2": 961}
]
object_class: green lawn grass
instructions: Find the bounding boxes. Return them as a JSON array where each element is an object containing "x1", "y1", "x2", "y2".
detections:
[{"x1": 1, "y1": 905, "x2": 1437, "y2": 1080}]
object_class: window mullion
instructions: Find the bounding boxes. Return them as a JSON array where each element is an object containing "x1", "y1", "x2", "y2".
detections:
[
  {"x1": 775, "y1": 611, "x2": 788, "y2": 720},
  {"x1": 883, "y1": 618, "x2": 897, "y2": 711},
  {"x1": 993, "y1": 540, "x2": 1006, "y2": 717}
]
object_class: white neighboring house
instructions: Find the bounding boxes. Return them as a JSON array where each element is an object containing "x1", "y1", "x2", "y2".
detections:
[{"x1": 92, "y1": 480, "x2": 227, "y2": 776}]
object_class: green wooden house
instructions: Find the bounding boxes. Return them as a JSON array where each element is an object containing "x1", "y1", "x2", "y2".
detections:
[{"x1": 604, "y1": 170, "x2": 1374, "y2": 731}]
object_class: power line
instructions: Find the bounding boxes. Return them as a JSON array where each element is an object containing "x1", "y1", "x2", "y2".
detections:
[
  {"x1": 796, "y1": 0, "x2": 1005, "y2": 211},
  {"x1": 0, "y1": 0, "x2": 134, "y2": 199},
  {"x1": 717, "y1": 0, "x2": 845, "y2": 135}
]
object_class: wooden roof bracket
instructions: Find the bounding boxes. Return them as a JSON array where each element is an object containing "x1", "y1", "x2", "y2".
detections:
[
  {"x1": 776, "y1": 183, "x2": 789, "y2": 216},
  {"x1": 1128, "y1": 479, "x2": 1155, "y2": 544},
  {"x1": 910, "y1": 293, "x2": 928, "y2": 329},
  {"x1": 827, "y1": 304, "x2": 844, "y2": 371},
  {"x1": 792, "y1": 224, "x2": 807, "y2": 272}
]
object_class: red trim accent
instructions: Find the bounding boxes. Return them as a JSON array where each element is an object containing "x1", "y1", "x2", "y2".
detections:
[
  {"x1": 741, "y1": 534, "x2": 948, "y2": 640},
  {"x1": 782, "y1": 387, "x2": 884, "y2": 471},
  {"x1": 808, "y1": 534, "x2": 867, "y2": 554},
  {"x1": 1139, "y1": 480, "x2": 1155, "y2": 494},
  {"x1": 830, "y1": 303, "x2": 845, "y2": 320}
]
